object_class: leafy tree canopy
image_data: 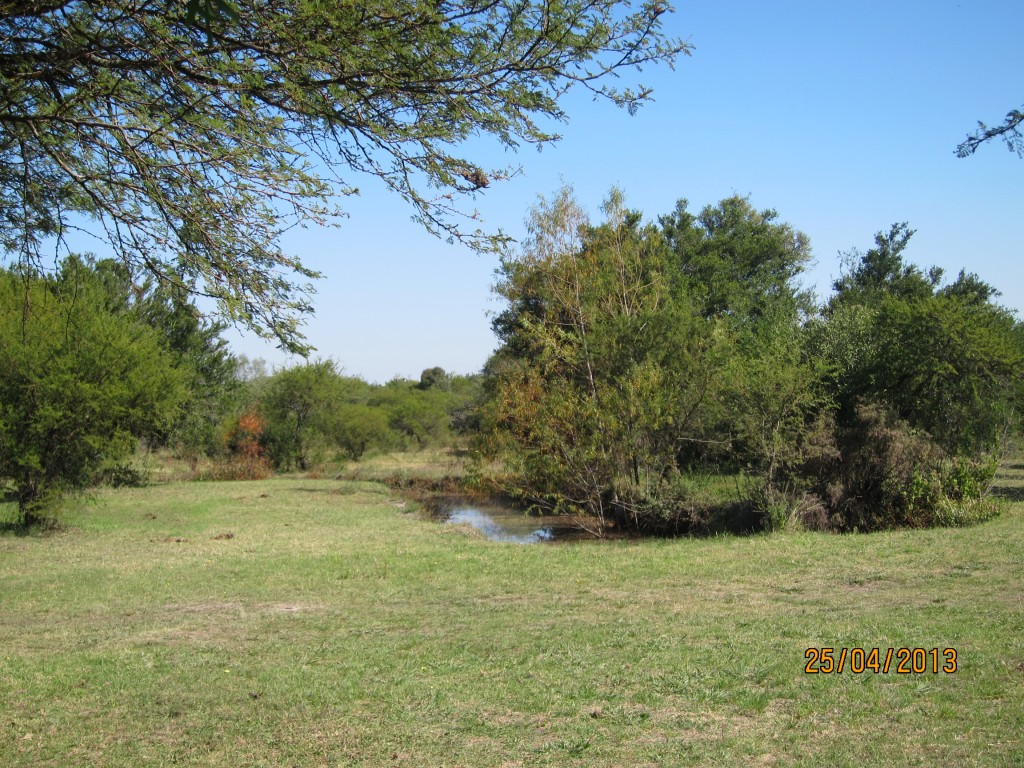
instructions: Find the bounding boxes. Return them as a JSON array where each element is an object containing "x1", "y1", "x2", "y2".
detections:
[
  {"x1": 259, "y1": 360, "x2": 343, "y2": 470},
  {"x1": 485, "y1": 188, "x2": 737, "y2": 524},
  {"x1": 77, "y1": 256, "x2": 241, "y2": 453},
  {"x1": 0, "y1": 0, "x2": 688, "y2": 351},
  {"x1": 659, "y1": 195, "x2": 812, "y2": 322},
  {"x1": 872, "y1": 292, "x2": 1022, "y2": 455},
  {"x1": 819, "y1": 224, "x2": 1023, "y2": 455},
  {"x1": 486, "y1": 191, "x2": 1022, "y2": 533},
  {"x1": 829, "y1": 223, "x2": 942, "y2": 308}
]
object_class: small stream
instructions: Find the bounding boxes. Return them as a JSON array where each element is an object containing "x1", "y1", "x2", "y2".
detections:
[{"x1": 435, "y1": 498, "x2": 582, "y2": 543}]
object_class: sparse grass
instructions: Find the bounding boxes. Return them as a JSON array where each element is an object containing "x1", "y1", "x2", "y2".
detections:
[
  {"x1": 1, "y1": 466, "x2": 1022, "y2": 766},
  {"x1": 336, "y1": 446, "x2": 471, "y2": 483},
  {"x1": 126, "y1": 449, "x2": 207, "y2": 484}
]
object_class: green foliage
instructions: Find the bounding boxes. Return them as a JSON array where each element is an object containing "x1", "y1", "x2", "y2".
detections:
[
  {"x1": 137, "y1": 285, "x2": 241, "y2": 458},
  {"x1": 485, "y1": 187, "x2": 836, "y2": 531},
  {"x1": 446, "y1": 374, "x2": 487, "y2": 435},
  {"x1": 259, "y1": 361, "x2": 345, "y2": 471},
  {"x1": 253, "y1": 363, "x2": 479, "y2": 469},
  {"x1": 57, "y1": 257, "x2": 242, "y2": 459},
  {"x1": 485, "y1": 188, "x2": 731, "y2": 528},
  {"x1": 372, "y1": 381, "x2": 452, "y2": 449},
  {"x1": 89, "y1": 258, "x2": 241, "y2": 457},
  {"x1": 930, "y1": 496, "x2": 1004, "y2": 528},
  {"x1": 332, "y1": 405, "x2": 392, "y2": 461},
  {"x1": 417, "y1": 367, "x2": 450, "y2": 391},
  {"x1": 0, "y1": 260, "x2": 186, "y2": 523},
  {"x1": 96, "y1": 463, "x2": 151, "y2": 489},
  {"x1": 740, "y1": 480, "x2": 827, "y2": 534},
  {"x1": 805, "y1": 403, "x2": 939, "y2": 531},
  {"x1": 829, "y1": 223, "x2": 940, "y2": 307},
  {"x1": 1, "y1": 0, "x2": 688, "y2": 349},
  {"x1": 804, "y1": 302, "x2": 877, "y2": 407},
  {"x1": 889, "y1": 458, "x2": 1001, "y2": 529},
  {"x1": 802, "y1": 403, "x2": 1002, "y2": 532},
  {"x1": 872, "y1": 294, "x2": 1022, "y2": 455},
  {"x1": 486, "y1": 192, "x2": 1022, "y2": 534},
  {"x1": 660, "y1": 195, "x2": 813, "y2": 320},
  {"x1": 801, "y1": 226, "x2": 1024, "y2": 529},
  {"x1": 820, "y1": 225, "x2": 1023, "y2": 456},
  {"x1": 722, "y1": 310, "x2": 829, "y2": 486}
]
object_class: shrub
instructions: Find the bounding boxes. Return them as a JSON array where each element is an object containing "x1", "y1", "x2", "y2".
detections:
[
  {"x1": 931, "y1": 497, "x2": 1003, "y2": 528},
  {"x1": 333, "y1": 404, "x2": 393, "y2": 460},
  {"x1": 97, "y1": 463, "x2": 150, "y2": 488},
  {"x1": 0, "y1": 260, "x2": 186, "y2": 525},
  {"x1": 805, "y1": 403, "x2": 1000, "y2": 531},
  {"x1": 204, "y1": 411, "x2": 273, "y2": 480},
  {"x1": 740, "y1": 479, "x2": 830, "y2": 533}
]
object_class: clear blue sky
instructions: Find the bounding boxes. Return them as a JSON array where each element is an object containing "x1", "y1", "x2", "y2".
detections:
[{"x1": 229, "y1": 0, "x2": 1023, "y2": 382}]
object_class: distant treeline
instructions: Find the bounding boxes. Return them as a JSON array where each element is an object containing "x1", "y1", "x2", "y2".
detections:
[{"x1": 221, "y1": 360, "x2": 483, "y2": 476}]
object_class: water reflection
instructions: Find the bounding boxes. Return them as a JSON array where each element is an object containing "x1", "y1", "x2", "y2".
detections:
[{"x1": 444, "y1": 505, "x2": 556, "y2": 544}]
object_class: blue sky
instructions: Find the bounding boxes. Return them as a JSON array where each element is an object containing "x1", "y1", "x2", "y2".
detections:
[{"x1": 228, "y1": 0, "x2": 1024, "y2": 382}]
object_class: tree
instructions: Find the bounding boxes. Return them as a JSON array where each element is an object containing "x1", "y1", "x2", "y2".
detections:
[
  {"x1": 259, "y1": 360, "x2": 343, "y2": 470},
  {"x1": 0, "y1": 258, "x2": 186, "y2": 524},
  {"x1": 417, "y1": 366, "x2": 450, "y2": 392},
  {"x1": 872, "y1": 293, "x2": 1022, "y2": 455},
  {"x1": 956, "y1": 105, "x2": 1024, "y2": 159},
  {"x1": 658, "y1": 195, "x2": 817, "y2": 472},
  {"x1": 332, "y1": 404, "x2": 392, "y2": 461},
  {"x1": 371, "y1": 379, "x2": 451, "y2": 448},
  {"x1": 485, "y1": 187, "x2": 724, "y2": 529},
  {"x1": 136, "y1": 283, "x2": 240, "y2": 456},
  {"x1": 86, "y1": 258, "x2": 241, "y2": 456},
  {"x1": 659, "y1": 195, "x2": 813, "y2": 322},
  {"x1": 822, "y1": 224, "x2": 1023, "y2": 454},
  {"x1": 487, "y1": 193, "x2": 1021, "y2": 533},
  {"x1": 722, "y1": 307, "x2": 828, "y2": 489},
  {"x1": 0, "y1": 0, "x2": 689, "y2": 351},
  {"x1": 829, "y1": 223, "x2": 940, "y2": 308}
]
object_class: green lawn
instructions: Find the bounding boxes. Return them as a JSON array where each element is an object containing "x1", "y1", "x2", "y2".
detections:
[{"x1": 1, "y1": 468, "x2": 1022, "y2": 767}]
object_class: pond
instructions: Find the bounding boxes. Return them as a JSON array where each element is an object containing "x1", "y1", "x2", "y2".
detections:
[{"x1": 435, "y1": 498, "x2": 584, "y2": 543}]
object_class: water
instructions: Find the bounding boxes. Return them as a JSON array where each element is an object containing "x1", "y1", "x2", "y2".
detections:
[{"x1": 441, "y1": 502, "x2": 561, "y2": 544}]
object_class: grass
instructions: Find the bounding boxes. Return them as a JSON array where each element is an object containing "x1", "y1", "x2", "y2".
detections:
[
  {"x1": 335, "y1": 446, "x2": 473, "y2": 483},
  {"x1": 0, "y1": 466, "x2": 1022, "y2": 766}
]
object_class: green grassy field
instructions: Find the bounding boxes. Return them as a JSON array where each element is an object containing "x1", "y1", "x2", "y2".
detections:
[{"x1": 1, "y1": 466, "x2": 1022, "y2": 766}]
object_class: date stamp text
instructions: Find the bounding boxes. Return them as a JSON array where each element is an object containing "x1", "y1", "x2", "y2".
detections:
[{"x1": 804, "y1": 647, "x2": 957, "y2": 674}]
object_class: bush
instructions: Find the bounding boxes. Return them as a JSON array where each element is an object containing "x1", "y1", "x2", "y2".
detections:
[
  {"x1": 941, "y1": 455, "x2": 998, "y2": 500},
  {"x1": 740, "y1": 479, "x2": 830, "y2": 533},
  {"x1": 931, "y1": 497, "x2": 1003, "y2": 528},
  {"x1": 204, "y1": 410, "x2": 273, "y2": 480},
  {"x1": 805, "y1": 403, "x2": 1000, "y2": 531},
  {"x1": 333, "y1": 404, "x2": 393, "y2": 460},
  {"x1": 201, "y1": 456, "x2": 273, "y2": 481},
  {"x1": 0, "y1": 260, "x2": 187, "y2": 525},
  {"x1": 97, "y1": 463, "x2": 150, "y2": 488}
]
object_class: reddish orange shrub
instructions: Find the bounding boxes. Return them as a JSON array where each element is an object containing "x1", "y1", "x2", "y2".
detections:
[{"x1": 206, "y1": 410, "x2": 273, "y2": 480}]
